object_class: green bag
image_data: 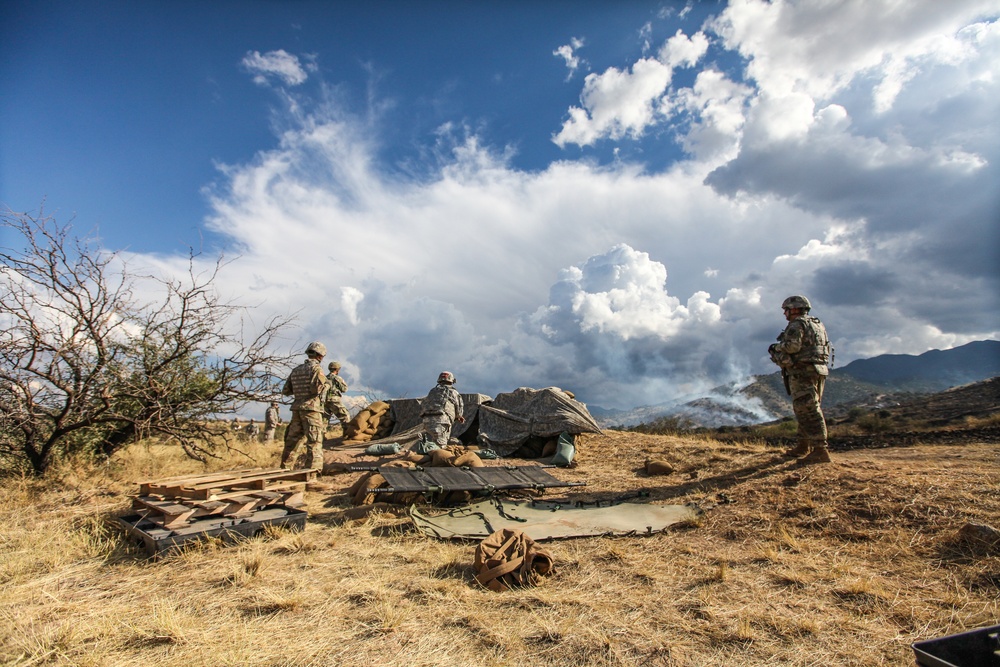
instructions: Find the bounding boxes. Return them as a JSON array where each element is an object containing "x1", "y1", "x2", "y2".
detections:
[
  {"x1": 365, "y1": 442, "x2": 401, "y2": 456},
  {"x1": 550, "y1": 432, "x2": 575, "y2": 467}
]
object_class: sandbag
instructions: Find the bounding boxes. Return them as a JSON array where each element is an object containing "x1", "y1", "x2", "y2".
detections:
[
  {"x1": 645, "y1": 459, "x2": 674, "y2": 475},
  {"x1": 550, "y1": 432, "x2": 575, "y2": 467},
  {"x1": 452, "y1": 451, "x2": 484, "y2": 468},
  {"x1": 473, "y1": 528, "x2": 555, "y2": 592},
  {"x1": 352, "y1": 472, "x2": 387, "y2": 506},
  {"x1": 427, "y1": 449, "x2": 457, "y2": 466}
]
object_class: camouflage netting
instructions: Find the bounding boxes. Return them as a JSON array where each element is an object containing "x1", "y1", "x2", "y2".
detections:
[
  {"x1": 476, "y1": 387, "x2": 602, "y2": 456},
  {"x1": 387, "y1": 394, "x2": 491, "y2": 442},
  {"x1": 334, "y1": 388, "x2": 601, "y2": 458}
]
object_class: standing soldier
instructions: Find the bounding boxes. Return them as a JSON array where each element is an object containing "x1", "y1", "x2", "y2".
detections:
[
  {"x1": 419, "y1": 371, "x2": 466, "y2": 446},
  {"x1": 324, "y1": 361, "x2": 351, "y2": 432},
  {"x1": 768, "y1": 295, "x2": 833, "y2": 464},
  {"x1": 263, "y1": 401, "x2": 281, "y2": 442},
  {"x1": 280, "y1": 341, "x2": 329, "y2": 470},
  {"x1": 244, "y1": 419, "x2": 260, "y2": 441}
]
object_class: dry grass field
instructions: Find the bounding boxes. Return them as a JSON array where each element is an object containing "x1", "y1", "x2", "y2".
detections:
[{"x1": 1, "y1": 429, "x2": 998, "y2": 666}]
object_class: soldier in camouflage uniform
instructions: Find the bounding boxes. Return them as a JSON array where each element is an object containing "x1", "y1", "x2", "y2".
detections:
[
  {"x1": 244, "y1": 419, "x2": 260, "y2": 441},
  {"x1": 263, "y1": 401, "x2": 281, "y2": 442},
  {"x1": 323, "y1": 361, "x2": 351, "y2": 430},
  {"x1": 769, "y1": 296, "x2": 833, "y2": 464},
  {"x1": 420, "y1": 371, "x2": 466, "y2": 446},
  {"x1": 280, "y1": 341, "x2": 329, "y2": 470}
]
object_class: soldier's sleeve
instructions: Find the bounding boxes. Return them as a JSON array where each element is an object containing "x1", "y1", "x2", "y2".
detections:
[
  {"x1": 281, "y1": 376, "x2": 294, "y2": 396},
  {"x1": 311, "y1": 369, "x2": 329, "y2": 397},
  {"x1": 774, "y1": 321, "x2": 804, "y2": 355}
]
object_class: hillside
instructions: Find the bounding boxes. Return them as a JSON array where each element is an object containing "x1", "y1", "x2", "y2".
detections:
[
  {"x1": 597, "y1": 340, "x2": 1000, "y2": 428},
  {"x1": 2, "y1": 430, "x2": 998, "y2": 666},
  {"x1": 837, "y1": 339, "x2": 1000, "y2": 392}
]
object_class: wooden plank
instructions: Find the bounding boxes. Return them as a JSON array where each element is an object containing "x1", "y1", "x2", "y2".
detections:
[
  {"x1": 194, "y1": 481, "x2": 308, "y2": 502},
  {"x1": 137, "y1": 468, "x2": 262, "y2": 494},
  {"x1": 153, "y1": 470, "x2": 317, "y2": 501},
  {"x1": 133, "y1": 491, "x2": 302, "y2": 529},
  {"x1": 181, "y1": 469, "x2": 314, "y2": 491},
  {"x1": 280, "y1": 491, "x2": 305, "y2": 508},
  {"x1": 138, "y1": 467, "x2": 307, "y2": 495}
]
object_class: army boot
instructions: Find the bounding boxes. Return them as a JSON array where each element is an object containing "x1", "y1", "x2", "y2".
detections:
[
  {"x1": 798, "y1": 443, "x2": 831, "y2": 464},
  {"x1": 782, "y1": 440, "x2": 811, "y2": 458}
]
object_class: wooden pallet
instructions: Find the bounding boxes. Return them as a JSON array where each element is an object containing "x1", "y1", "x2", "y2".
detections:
[
  {"x1": 133, "y1": 468, "x2": 317, "y2": 530},
  {"x1": 117, "y1": 507, "x2": 308, "y2": 557}
]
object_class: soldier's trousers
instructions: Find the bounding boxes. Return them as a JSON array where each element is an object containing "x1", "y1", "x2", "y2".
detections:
[
  {"x1": 327, "y1": 399, "x2": 350, "y2": 426},
  {"x1": 281, "y1": 409, "x2": 325, "y2": 470},
  {"x1": 788, "y1": 371, "x2": 827, "y2": 443},
  {"x1": 422, "y1": 415, "x2": 454, "y2": 446}
]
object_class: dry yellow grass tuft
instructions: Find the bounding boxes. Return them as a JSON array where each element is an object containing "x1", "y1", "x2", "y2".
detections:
[{"x1": 1, "y1": 431, "x2": 997, "y2": 666}]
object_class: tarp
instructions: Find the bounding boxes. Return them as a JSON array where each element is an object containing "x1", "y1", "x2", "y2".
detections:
[
  {"x1": 350, "y1": 387, "x2": 601, "y2": 457},
  {"x1": 411, "y1": 498, "x2": 702, "y2": 541},
  {"x1": 477, "y1": 387, "x2": 603, "y2": 456},
  {"x1": 389, "y1": 393, "x2": 491, "y2": 441}
]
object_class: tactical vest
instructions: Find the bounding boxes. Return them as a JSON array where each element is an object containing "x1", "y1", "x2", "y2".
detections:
[
  {"x1": 790, "y1": 316, "x2": 831, "y2": 366},
  {"x1": 285, "y1": 360, "x2": 327, "y2": 412}
]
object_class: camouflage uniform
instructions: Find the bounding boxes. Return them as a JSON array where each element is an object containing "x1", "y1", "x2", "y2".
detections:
[
  {"x1": 323, "y1": 363, "x2": 350, "y2": 427},
  {"x1": 420, "y1": 381, "x2": 464, "y2": 446},
  {"x1": 263, "y1": 403, "x2": 280, "y2": 442},
  {"x1": 769, "y1": 300, "x2": 831, "y2": 459},
  {"x1": 280, "y1": 357, "x2": 328, "y2": 470}
]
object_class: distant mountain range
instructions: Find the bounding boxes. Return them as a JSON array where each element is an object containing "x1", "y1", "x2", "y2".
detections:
[{"x1": 591, "y1": 339, "x2": 1000, "y2": 428}]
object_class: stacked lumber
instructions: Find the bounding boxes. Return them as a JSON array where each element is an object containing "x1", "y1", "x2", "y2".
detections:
[
  {"x1": 343, "y1": 401, "x2": 394, "y2": 444},
  {"x1": 131, "y1": 468, "x2": 316, "y2": 530}
]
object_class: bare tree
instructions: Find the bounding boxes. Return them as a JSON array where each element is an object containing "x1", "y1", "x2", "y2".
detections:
[{"x1": 0, "y1": 208, "x2": 296, "y2": 475}]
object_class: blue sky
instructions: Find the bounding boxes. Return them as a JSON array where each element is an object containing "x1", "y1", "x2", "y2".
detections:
[{"x1": 3, "y1": 0, "x2": 999, "y2": 412}]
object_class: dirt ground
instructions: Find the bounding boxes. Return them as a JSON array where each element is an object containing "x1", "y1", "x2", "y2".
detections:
[{"x1": 1, "y1": 430, "x2": 998, "y2": 666}]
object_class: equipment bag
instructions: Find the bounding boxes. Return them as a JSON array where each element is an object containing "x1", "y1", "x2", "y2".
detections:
[{"x1": 473, "y1": 528, "x2": 555, "y2": 592}]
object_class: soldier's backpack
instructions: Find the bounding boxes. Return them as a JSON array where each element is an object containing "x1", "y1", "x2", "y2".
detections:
[{"x1": 421, "y1": 384, "x2": 452, "y2": 416}]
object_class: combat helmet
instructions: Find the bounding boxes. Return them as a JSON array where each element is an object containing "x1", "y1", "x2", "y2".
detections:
[
  {"x1": 328, "y1": 361, "x2": 341, "y2": 371},
  {"x1": 781, "y1": 295, "x2": 812, "y2": 311},
  {"x1": 305, "y1": 341, "x2": 327, "y2": 357},
  {"x1": 437, "y1": 371, "x2": 456, "y2": 385}
]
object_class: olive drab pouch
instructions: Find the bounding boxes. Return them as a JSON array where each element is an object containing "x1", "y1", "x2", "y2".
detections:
[
  {"x1": 549, "y1": 432, "x2": 575, "y2": 467},
  {"x1": 473, "y1": 528, "x2": 555, "y2": 592}
]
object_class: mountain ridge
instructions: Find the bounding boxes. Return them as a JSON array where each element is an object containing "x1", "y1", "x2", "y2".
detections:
[{"x1": 592, "y1": 339, "x2": 1000, "y2": 428}]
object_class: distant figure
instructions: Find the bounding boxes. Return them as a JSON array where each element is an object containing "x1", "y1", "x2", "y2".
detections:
[
  {"x1": 324, "y1": 361, "x2": 351, "y2": 431},
  {"x1": 232, "y1": 418, "x2": 241, "y2": 433},
  {"x1": 244, "y1": 418, "x2": 260, "y2": 441},
  {"x1": 263, "y1": 401, "x2": 281, "y2": 442},
  {"x1": 768, "y1": 295, "x2": 832, "y2": 464},
  {"x1": 280, "y1": 341, "x2": 329, "y2": 471},
  {"x1": 420, "y1": 371, "x2": 465, "y2": 446}
]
